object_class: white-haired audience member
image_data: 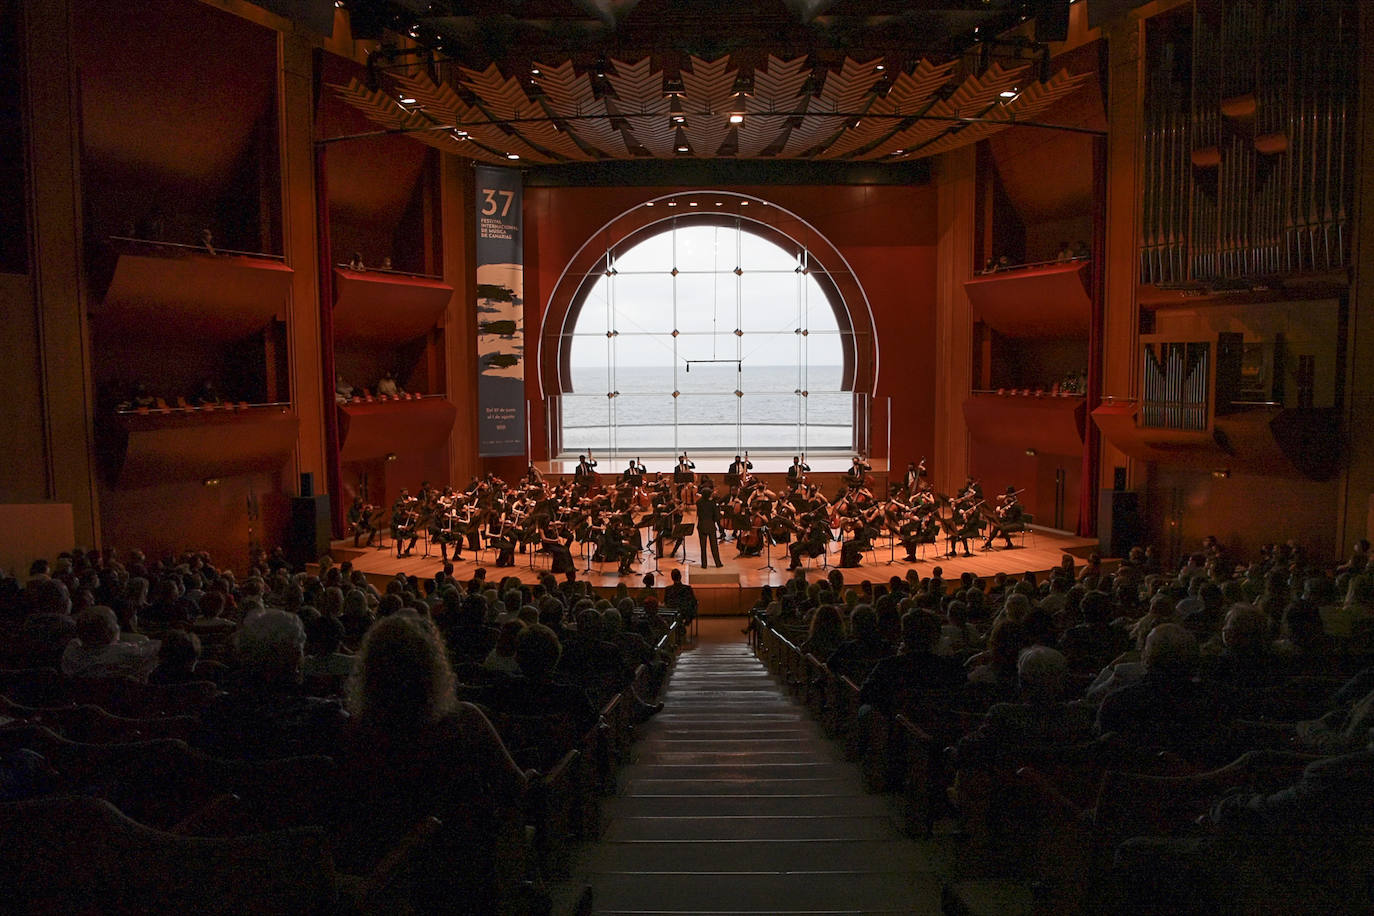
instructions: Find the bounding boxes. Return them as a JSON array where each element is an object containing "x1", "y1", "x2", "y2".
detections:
[
  {"x1": 192, "y1": 609, "x2": 347, "y2": 759},
  {"x1": 59, "y1": 606, "x2": 159, "y2": 679}
]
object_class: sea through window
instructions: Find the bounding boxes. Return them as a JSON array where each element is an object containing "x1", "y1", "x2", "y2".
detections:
[{"x1": 558, "y1": 220, "x2": 855, "y2": 456}]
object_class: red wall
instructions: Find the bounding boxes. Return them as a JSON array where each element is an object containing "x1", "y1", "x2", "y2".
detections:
[{"x1": 508, "y1": 183, "x2": 939, "y2": 476}]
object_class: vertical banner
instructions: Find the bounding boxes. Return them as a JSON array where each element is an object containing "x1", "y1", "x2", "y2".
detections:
[{"x1": 474, "y1": 165, "x2": 525, "y2": 456}]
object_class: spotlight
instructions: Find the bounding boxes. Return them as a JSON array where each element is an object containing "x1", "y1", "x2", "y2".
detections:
[
  {"x1": 729, "y1": 113, "x2": 744, "y2": 124},
  {"x1": 506, "y1": 153, "x2": 520, "y2": 160},
  {"x1": 399, "y1": 96, "x2": 417, "y2": 104}
]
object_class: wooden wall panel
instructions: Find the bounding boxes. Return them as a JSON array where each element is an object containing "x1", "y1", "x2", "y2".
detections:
[
  {"x1": 0, "y1": 504, "x2": 74, "y2": 576},
  {"x1": 441, "y1": 155, "x2": 480, "y2": 484},
  {"x1": 1100, "y1": 12, "x2": 1147, "y2": 493},
  {"x1": 280, "y1": 34, "x2": 327, "y2": 498},
  {"x1": 1339, "y1": 3, "x2": 1374, "y2": 552},
  {"x1": 934, "y1": 148, "x2": 977, "y2": 494},
  {"x1": 0, "y1": 273, "x2": 47, "y2": 502},
  {"x1": 20, "y1": 0, "x2": 99, "y2": 547}
]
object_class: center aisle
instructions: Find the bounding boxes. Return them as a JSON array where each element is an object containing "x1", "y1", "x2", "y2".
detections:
[{"x1": 578, "y1": 618, "x2": 943, "y2": 915}]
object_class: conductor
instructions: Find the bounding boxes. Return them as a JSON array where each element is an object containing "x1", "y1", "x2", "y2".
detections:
[{"x1": 696, "y1": 490, "x2": 724, "y2": 568}]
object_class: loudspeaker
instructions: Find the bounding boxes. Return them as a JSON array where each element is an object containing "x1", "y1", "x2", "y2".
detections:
[
  {"x1": 1097, "y1": 489, "x2": 1142, "y2": 558},
  {"x1": 286, "y1": 495, "x2": 332, "y2": 567},
  {"x1": 299, "y1": 472, "x2": 314, "y2": 499},
  {"x1": 1036, "y1": 0, "x2": 1071, "y2": 41}
]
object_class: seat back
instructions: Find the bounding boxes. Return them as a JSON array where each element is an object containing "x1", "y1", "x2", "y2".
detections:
[{"x1": 0, "y1": 795, "x2": 338, "y2": 915}]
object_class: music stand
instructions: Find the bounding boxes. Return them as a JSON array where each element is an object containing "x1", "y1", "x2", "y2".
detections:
[
  {"x1": 671, "y1": 522, "x2": 695, "y2": 564},
  {"x1": 758, "y1": 525, "x2": 776, "y2": 572}
]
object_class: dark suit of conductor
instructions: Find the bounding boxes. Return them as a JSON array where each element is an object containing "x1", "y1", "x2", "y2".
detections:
[{"x1": 696, "y1": 493, "x2": 723, "y2": 567}]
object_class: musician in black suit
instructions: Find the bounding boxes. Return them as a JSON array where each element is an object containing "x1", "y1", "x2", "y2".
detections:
[
  {"x1": 347, "y1": 497, "x2": 376, "y2": 548},
  {"x1": 726, "y1": 454, "x2": 753, "y2": 486},
  {"x1": 847, "y1": 454, "x2": 872, "y2": 488},
  {"x1": 982, "y1": 486, "x2": 1023, "y2": 550},
  {"x1": 574, "y1": 453, "x2": 598, "y2": 480},
  {"x1": 621, "y1": 458, "x2": 646, "y2": 487},
  {"x1": 787, "y1": 456, "x2": 810, "y2": 487},
  {"x1": 902, "y1": 460, "x2": 926, "y2": 495},
  {"x1": 391, "y1": 490, "x2": 419, "y2": 557},
  {"x1": 696, "y1": 491, "x2": 724, "y2": 568}
]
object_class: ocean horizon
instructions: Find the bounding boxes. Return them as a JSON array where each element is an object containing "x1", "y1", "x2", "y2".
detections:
[{"x1": 561, "y1": 363, "x2": 853, "y2": 453}]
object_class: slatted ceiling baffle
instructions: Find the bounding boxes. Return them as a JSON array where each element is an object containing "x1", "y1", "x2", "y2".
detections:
[
  {"x1": 818, "y1": 58, "x2": 956, "y2": 160},
  {"x1": 334, "y1": 56, "x2": 1092, "y2": 164},
  {"x1": 331, "y1": 78, "x2": 516, "y2": 166},
  {"x1": 606, "y1": 57, "x2": 677, "y2": 157},
  {"x1": 909, "y1": 69, "x2": 1093, "y2": 159},
  {"x1": 680, "y1": 56, "x2": 738, "y2": 159},
  {"x1": 389, "y1": 71, "x2": 553, "y2": 164},
  {"x1": 534, "y1": 60, "x2": 627, "y2": 158},
  {"x1": 734, "y1": 55, "x2": 810, "y2": 158},
  {"x1": 459, "y1": 64, "x2": 596, "y2": 162},
  {"x1": 866, "y1": 62, "x2": 1028, "y2": 160},
  {"x1": 778, "y1": 57, "x2": 882, "y2": 158}
]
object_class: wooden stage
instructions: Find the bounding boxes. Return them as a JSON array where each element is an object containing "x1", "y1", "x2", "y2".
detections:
[{"x1": 330, "y1": 523, "x2": 1098, "y2": 616}]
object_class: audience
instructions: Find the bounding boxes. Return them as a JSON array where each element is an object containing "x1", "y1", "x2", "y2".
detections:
[{"x1": 6, "y1": 530, "x2": 1374, "y2": 912}]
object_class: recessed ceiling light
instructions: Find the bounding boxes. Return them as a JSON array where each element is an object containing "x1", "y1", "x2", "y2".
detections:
[
  {"x1": 677, "y1": 144, "x2": 689, "y2": 152},
  {"x1": 740, "y1": 201, "x2": 749, "y2": 206},
  {"x1": 646, "y1": 201, "x2": 655, "y2": 206},
  {"x1": 667, "y1": 202, "x2": 677, "y2": 207},
  {"x1": 1000, "y1": 88, "x2": 1020, "y2": 100},
  {"x1": 715, "y1": 201, "x2": 723, "y2": 206},
  {"x1": 874, "y1": 64, "x2": 886, "y2": 71},
  {"x1": 689, "y1": 201, "x2": 698, "y2": 207},
  {"x1": 728, "y1": 113, "x2": 744, "y2": 124},
  {"x1": 506, "y1": 153, "x2": 520, "y2": 160},
  {"x1": 530, "y1": 67, "x2": 540, "y2": 76},
  {"x1": 399, "y1": 96, "x2": 417, "y2": 104},
  {"x1": 672, "y1": 115, "x2": 685, "y2": 124}
]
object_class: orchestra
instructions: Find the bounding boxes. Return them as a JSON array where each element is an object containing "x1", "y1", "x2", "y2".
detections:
[{"x1": 347, "y1": 458, "x2": 1026, "y2": 576}]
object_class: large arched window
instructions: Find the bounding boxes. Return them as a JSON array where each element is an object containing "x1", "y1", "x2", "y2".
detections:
[{"x1": 559, "y1": 219, "x2": 854, "y2": 456}]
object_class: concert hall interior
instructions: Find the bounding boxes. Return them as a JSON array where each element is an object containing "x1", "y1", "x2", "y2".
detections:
[{"x1": 2, "y1": 0, "x2": 1374, "y2": 913}]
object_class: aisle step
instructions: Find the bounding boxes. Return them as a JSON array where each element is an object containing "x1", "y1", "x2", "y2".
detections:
[{"x1": 579, "y1": 620, "x2": 938, "y2": 915}]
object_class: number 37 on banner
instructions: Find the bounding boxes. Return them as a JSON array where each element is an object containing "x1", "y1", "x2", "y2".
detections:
[{"x1": 481, "y1": 188, "x2": 515, "y2": 217}]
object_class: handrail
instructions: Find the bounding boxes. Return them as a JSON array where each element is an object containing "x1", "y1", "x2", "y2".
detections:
[{"x1": 108, "y1": 236, "x2": 286, "y2": 262}]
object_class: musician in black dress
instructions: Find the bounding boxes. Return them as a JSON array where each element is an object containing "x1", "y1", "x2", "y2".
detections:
[
  {"x1": 982, "y1": 486, "x2": 1023, "y2": 550},
  {"x1": 541, "y1": 525, "x2": 577, "y2": 583},
  {"x1": 486, "y1": 510, "x2": 516, "y2": 566},
  {"x1": 788, "y1": 516, "x2": 831, "y2": 570},
  {"x1": 695, "y1": 490, "x2": 724, "y2": 568}
]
